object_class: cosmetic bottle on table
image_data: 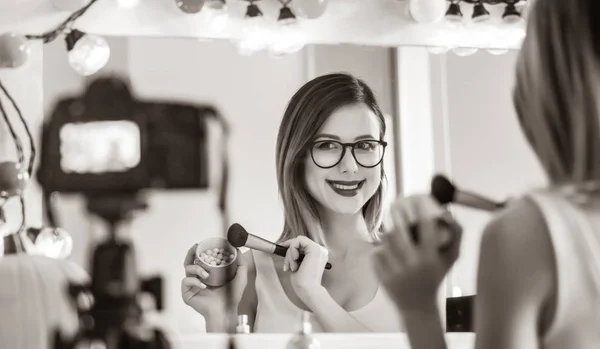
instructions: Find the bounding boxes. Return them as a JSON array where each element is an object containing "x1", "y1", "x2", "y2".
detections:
[
  {"x1": 236, "y1": 315, "x2": 251, "y2": 334},
  {"x1": 286, "y1": 311, "x2": 320, "y2": 349}
]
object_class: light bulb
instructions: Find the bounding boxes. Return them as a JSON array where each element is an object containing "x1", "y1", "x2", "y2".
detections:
[
  {"x1": 453, "y1": 47, "x2": 478, "y2": 56},
  {"x1": 205, "y1": 0, "x2": 226, "y2": 10},
  {"x1": 498, "y1": 20, "x2": 527, "y2": 46},
  {"x1": 471, "y1": 2, "x2": 490, "y2": 23},
  {"x1": 502, "y1": 5, "x2": 521, "y2": 23},
  {"x1": 66, "y1": 30, "x2": 110, "y2": 76},
  {"x1": 0, "y1": 162, "x2": 29, "y2": 199},
  {"x1": 269, "y1": 5, "x2": 305, "y2": 56},
  {"x1": 33, "y1": 227, "x2": 73, "y2": 259},
  {"x1": 116, "y1": 0, "x2": 140, "y2": 8},
  {"x1": 487, "y1": 48, "x2": 509, "y2": 55},
  {"x1": 445, "y1": 2, "x2": 463, "y2": 24},
  {"x1": 51, "y1": 0, "x2": 91, "y2": 11},
  {"x1": 269, "y1": 26, "x2": 306, "y2": 57},
  {"x1": 409, "y1": 0, "x2": 446, "y2": 23},
  {"x1": 427, "y1": 46, "x2": 450, "y2": 55},
  {"x1": 236, "y1": 4, "x2": 270, "y2": 56},
  {"x1": 0, "y1": 33, "x2": 31, "y2": 69},
  {"x1": 237, "y1": 19, "x2": 270, "y2": 56},
  {"x1": 202, "y1": 6, "x2": 229, "y2": 34},
  {"x1": 175, "y1": 0, "x2": 204, "y2": 13},
  {"x1": 292, "y1": 0, "x2": 328, "y2": 19}
]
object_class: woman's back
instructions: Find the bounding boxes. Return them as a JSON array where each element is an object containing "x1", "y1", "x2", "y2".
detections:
[{"x1": 527, "y1": 187, "x2": 600, "y2": 348}]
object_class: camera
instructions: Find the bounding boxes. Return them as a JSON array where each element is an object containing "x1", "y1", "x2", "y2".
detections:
[
  {"x1": 39, "y1": 77, "x2": 229, "y2": 349},
  {"x1": 37, "y1": 77, "x2": 217, "y2": 194}
]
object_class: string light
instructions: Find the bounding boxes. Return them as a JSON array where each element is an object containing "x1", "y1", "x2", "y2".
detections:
[
  {"x1": 201, "y1": 0, "x2": 229, "y2": 35},
  {"x1": 236, "y1": 1, "x2": 270, "y2": 56},
  {"x1": 19, "y1": 0, "x2": 111, "y2": 76},
  {"x1": 0, "y1": 0, "x2": 106, "y2": 259},
  {"x1": 487, "y1": 48, "x2": 509, "y2": 55},
  {"x1": 443, "y1": 0, "x2": 528, "y2": 26},
  {"x1": 0, "y1": 33, "x2": 32, "y2": 69},
  {"x1": 453, "y1": 47, "x2": 478, "y2": 56},
  {"x1": 471, "y1": 1, "x2": 490, "y2": 22},
  {"x1": 175, "y1": 0, "x2": 205, "y2": 14},
  {"x1": 444, "y1": 0, "x2": 463, "y2": 24},
  {"x1": 408, "y1": 0, "x2": 447, "y2": 24},
  {"x1": 0, "y1": 162, "x2": 29, "y2": 199},
  {"x1": 427, "y1": 46, "x2": 451, "y2": 55},
  {"x1": 27, "y1": 227, "x2": 74, "y2": 259},
  {"x1": 292, "y1": 0, "x2": 328, "y2": 20},
  {"x1": 205, "y1": 0, "x2": 226, "y2": 9},
  {"x1": 269, "y1": 0, "x2": 307, "y2": 57},
  {"x1": 65, "y1": 29, "x2": 111, "y2": 76},
  {"x1": 502, "y1": 1, "x2": 524, "y2": 24},
  {"x1": 432, "y1": 0, "x2": 528, "y2": 56}
]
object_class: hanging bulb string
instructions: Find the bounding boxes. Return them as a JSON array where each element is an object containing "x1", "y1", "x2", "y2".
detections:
[
  {"x1": 0, "y1": 0, "x2": 101, "y2": 179},
  {"x1": 0, "y1": 94, "x2": 25, "y2": 166},
  {"x1": 0, "y1": 100, "x2": 26, "y2": 252},
  {"x1": 0, "y1": 0, "x2": 101, "y2": 245},
  {"x1": 25, "y1": 0, "x2": 100, "y2": 44},
  {"x1": 0, "y1": 81, "x2": 35, "y2": 178},
  {"x1": 0, "y1": 82, "x2": 29, "y2": 244},
  {"x1": 18, "y1": 195, "x2": 26, "y2": 233}
]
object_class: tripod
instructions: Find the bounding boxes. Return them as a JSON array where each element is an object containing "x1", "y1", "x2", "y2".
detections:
[{"x1": 54, "y1": 193, "x2": 170, "y2": 349}]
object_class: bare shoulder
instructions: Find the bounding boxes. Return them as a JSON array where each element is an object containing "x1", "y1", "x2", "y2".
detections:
[
  {"x1": 477, "y1": 196, "x2": 556, "y2": 328},
  {"x1": 481, "y1": 196, "x2": 554, "y2": 268}
]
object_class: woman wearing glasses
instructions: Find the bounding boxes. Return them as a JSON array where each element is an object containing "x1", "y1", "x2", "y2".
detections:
[{"x1": 182, "y1": 73, "x2": 405, "y2": 333}]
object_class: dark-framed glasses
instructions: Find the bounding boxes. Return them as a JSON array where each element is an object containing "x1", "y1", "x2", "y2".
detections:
[{"x1": 310, "y1": 139, "x2": 388, "y2": 169}]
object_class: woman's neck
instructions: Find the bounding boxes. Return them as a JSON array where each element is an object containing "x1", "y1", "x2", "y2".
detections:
[{"x1": 320, "y1": 211, "x2": 371, "y2": 257}]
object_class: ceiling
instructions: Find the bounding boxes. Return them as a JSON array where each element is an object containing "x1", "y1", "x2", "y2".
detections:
[{"x1": 0, "y1": 0, "x2": 527, "y2": 49}]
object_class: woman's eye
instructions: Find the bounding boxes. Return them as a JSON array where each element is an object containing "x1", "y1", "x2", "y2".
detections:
[
  {"x1": 356, "y1": 141, "x2": 376, "y2": 150},
  {"x1": 315, "y1": 141, "x2": 337, "y2": 150}
]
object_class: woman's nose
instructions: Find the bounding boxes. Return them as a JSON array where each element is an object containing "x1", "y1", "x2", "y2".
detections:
[{"x1": 338, "y1": 148, "x2": 358, "y2": 173}]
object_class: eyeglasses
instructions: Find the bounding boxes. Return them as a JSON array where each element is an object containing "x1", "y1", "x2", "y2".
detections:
[{"x1": 309, "y1": 139, "x2": 388, "y2": 169}]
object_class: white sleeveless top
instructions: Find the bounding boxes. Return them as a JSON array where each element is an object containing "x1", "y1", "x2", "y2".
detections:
[
  {"x1": 250, "y1": 250, "x2": 405, "y2": 333},
  {"x1": 527, "y1": 189, "x2": 600, "y2": 348}
]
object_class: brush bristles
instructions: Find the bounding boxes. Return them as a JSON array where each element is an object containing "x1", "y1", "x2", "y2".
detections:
[
  {"x1": 431, "y1": 174, "x2": 456, "y2": 205},
  {"x1": 227, "y1": 223, "x2": 248, "y2": 247}
]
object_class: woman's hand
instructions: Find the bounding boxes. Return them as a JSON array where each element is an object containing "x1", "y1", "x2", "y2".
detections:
[
  {"x1": 280, "y1": 236, "x2": 329, "y2": 302},
  {"x1": 180, "y1": 244, "x2": 248, "y2": 319},
  {"x1": 373, "y1": 194, "x2": 462, "y2": 312}
]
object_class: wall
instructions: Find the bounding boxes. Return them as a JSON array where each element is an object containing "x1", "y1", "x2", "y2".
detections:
[{"x1": 428, "y1": 51, "x2": 547, "y2": 295}]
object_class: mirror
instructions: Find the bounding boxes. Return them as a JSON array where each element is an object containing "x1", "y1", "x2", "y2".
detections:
[{"x1": 40, "y1": 35, "x2": 529, "y2": 337}]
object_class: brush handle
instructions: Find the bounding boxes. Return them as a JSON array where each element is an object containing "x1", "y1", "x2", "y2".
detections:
[{"x1": 274, "y1": 244, "x2": 332, "y2": 270}]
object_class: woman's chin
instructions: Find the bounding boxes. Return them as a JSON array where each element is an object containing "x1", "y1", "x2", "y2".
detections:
[{"x1": 325, "y1": 200, "x2": 366, "y2": 215}]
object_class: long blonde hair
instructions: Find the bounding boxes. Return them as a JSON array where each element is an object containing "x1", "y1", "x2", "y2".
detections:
[
  {"x1": 513, "y1": 0, "x2": 600, "y2": 184},
  {"x1": 275, "y1": 73, "x2": 387, "y2": 246}
]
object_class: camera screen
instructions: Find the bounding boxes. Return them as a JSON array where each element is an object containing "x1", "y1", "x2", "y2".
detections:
[{"x1": 59, "y1": 121, "x2": 141, "y2": 174}]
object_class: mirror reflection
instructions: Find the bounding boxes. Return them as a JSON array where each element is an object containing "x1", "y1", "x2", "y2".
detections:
[{"x1": 38, "y1": 36, "x2": 522, "y2": 338}]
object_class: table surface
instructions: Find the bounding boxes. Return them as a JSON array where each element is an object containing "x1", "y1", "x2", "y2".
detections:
[{"x1": 174, "y1": 333, "x2": 476, "y2": 349}]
